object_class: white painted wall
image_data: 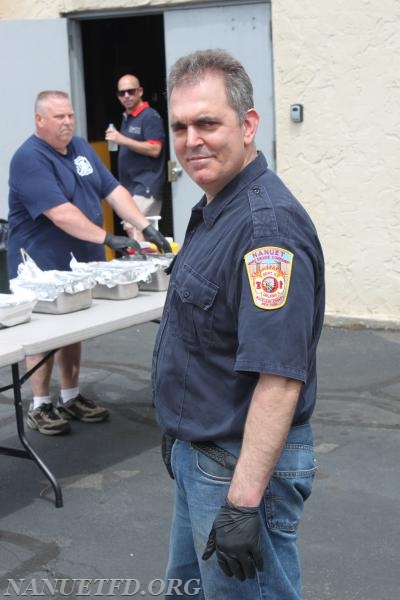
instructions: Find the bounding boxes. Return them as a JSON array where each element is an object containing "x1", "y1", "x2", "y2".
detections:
[{"x1": 1, "y1": 0, "x2": 399, "y2": 327}]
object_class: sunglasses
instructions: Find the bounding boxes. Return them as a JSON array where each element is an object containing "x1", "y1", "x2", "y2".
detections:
[{"x1": 117, "y1": 88, "x2": 139, "y2": 97}]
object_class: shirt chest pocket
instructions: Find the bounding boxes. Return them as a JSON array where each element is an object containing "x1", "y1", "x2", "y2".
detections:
[{"x1": 170, "y1": 264, "x2": 218, "y2": 348}]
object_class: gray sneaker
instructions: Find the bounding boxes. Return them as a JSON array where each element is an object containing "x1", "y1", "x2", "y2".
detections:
[
  {"x1": 27, "y1": 403, "x2": 71, "y2": 435},
  {"x1": 57, "y1": 394, "x2": 109, "y2": 423}
]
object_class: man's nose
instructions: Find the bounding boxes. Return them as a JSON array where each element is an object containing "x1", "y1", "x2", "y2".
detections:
[{"x1": 186, "y1": 126, "x2": 202, "y2": 147}]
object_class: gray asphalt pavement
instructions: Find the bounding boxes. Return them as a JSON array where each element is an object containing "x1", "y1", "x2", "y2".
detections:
[{"x1": 0, "y1": 322, "x2": 399, "y2": 599}]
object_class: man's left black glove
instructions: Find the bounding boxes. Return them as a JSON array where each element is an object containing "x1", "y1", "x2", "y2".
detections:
[
  {"x1": 202, "y1": 499, "x2": 263, "y2": 581},
  {"x1": 142, "y1": 225, "x2": 172, "y2": 253}
]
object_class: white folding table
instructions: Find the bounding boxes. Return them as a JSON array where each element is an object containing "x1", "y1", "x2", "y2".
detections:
[{"x1": 0, "y1": 291, "x2": 166, "y2": 507}]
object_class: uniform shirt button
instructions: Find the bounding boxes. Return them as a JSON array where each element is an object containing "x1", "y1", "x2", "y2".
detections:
[
  {"x1": 183, "y1": 290, "x2": 190, "y2": 298},
  {"x1": 252, "y1": 185, "x2": 260, "y2": 194}
]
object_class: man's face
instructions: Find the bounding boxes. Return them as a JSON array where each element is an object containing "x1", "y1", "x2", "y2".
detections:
[
  {"x1": 35, "y1": 96, "x2": 74, "y2": 153},
  {"x1": 169, "y1": 72, "x2": 258, "y2": 201},
  {"x1": 117, "y1": 76, "x2": 142, "y2": 112}
]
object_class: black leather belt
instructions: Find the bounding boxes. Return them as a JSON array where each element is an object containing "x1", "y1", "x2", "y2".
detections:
[{"x1": 191, "y1": 441, "x2": 237, "y2": 471}]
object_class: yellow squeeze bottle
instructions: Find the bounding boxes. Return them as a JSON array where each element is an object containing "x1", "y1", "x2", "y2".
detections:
[{"x1": 170, "y1": 241, "x2": 180, "y2": 254}]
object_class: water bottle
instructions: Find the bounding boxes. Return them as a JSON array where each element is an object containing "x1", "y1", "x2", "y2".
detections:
[{"x1": 107, "y1": 123, "x2": 118, "y2": 152}]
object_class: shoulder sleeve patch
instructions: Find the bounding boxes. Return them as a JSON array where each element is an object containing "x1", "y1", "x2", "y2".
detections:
[{"x1": 244, "y1": 246, "x2": 294, "y2": 310}]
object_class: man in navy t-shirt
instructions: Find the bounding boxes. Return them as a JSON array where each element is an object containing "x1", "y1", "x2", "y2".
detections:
[
  {"x1": 105, "y1": 74, "x2": 166, "y2": 240},
  {"x1": 8, "y1": 90, "x2": 170, "y2": 436}
]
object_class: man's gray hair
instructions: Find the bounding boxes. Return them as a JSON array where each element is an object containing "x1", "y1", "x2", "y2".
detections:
[
  {"x1": 35, "y1": 90, "x2": 69, "y2": 114},
  {"x1": 167, "y1": 48, "x2": 254, "y2": 124}
]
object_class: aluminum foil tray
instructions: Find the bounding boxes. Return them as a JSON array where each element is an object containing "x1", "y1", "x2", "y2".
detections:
[
  {"x1": 33, "y1": 289, "x2": 92, "y2": 314},
  {"x1": 0, "y1": 299, "x2": 36, "y2": 328},
  {"x1": 138, "y1": 269, "x2": 170, "y2": 292},
  {"x1": 92, "y1": 282, "x2": 139, "y2": 300}
]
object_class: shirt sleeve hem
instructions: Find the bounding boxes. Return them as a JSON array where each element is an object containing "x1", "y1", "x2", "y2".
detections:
[{"x1": 234, "y1": 360, "x2": 307, "y2": 383}]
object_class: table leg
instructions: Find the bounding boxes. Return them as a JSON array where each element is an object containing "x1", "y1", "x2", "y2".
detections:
[{"x1": 0, "y1": 362, "x2": 63, "y2": 508}]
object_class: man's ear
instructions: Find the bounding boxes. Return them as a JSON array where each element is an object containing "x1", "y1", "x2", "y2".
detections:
[
  {"x1": 35, "y1": 112, "x2": 43, "y2": 130},
  {"x1": 243, "y1": 108, "x2": 259, "y2": 145}
]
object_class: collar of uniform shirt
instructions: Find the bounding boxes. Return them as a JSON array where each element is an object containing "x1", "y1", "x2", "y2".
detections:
[
  {"x1": 128, "y1": 101, "x2": 150, "y2": 117},
  {"x1": 201, "y1": 153, "x2": 267, "y2": 228}
]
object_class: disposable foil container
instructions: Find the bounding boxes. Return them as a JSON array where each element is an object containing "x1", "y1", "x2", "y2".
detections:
[
  {"x1": 33, "y1": 289, "x2": 92, "y2": 314},
  {"x1": 138, "y1": 269, "x2": 170, "y2": 292},
  {"x1": 92, "y1": 282, "x2": 139, "y2": 300},
  {"x1": 0, "y1": 296, "x2": 37, "y2": 328}
]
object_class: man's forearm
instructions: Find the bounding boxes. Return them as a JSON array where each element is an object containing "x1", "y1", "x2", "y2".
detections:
[
  {"x1": 107, "y1": 185, "x2": 150, "y2": 231},
  {"x1": 228, "y1": 373, "x2": 301, "y2": 508}
]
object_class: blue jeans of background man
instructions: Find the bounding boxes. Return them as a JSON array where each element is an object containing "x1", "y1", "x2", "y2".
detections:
[{"x1": 165, "y1": 423, "x2": 316, "y2": 600}]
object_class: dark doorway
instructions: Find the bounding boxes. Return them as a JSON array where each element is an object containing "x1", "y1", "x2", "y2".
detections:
[{"x1": 80, "y1": 14, "x2": 172, "y2": 236}]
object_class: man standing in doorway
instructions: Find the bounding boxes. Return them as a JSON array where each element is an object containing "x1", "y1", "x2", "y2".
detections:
[{"x1": 106, "y1": 74, "x2": 166, "y2": 240}]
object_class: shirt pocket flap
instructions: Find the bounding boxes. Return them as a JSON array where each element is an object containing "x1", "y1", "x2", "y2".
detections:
[{"x1": 175, "y1": 263, "x2": 218, "y2": 310}]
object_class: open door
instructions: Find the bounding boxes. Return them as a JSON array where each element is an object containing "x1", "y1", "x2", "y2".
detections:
[
  {"x1": 164, "y1": 2, "x2": 274, "y2": 245},
  {"x1": 0, "y1": 19, "x2": 75, "y2": 219}
]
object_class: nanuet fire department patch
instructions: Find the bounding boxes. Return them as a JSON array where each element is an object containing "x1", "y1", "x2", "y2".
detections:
[{"x1": 244, "y1": 246, "x2": 294, "y2": 310}]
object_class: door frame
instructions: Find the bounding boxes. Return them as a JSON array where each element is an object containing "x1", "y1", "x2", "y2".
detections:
[{"x1": 67, "y1": 0, "x2": 274, "y2": 244}]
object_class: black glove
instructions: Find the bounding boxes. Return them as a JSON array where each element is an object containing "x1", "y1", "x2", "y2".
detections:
[
  {"x1": 202, "y1": 499, "x2": 263, "y2": 581},
  {"x1": 142, "y1": 225, "x2": 172, "y2": 253},
  {"x1": 104, "y1": 232, "x2": 141, "y2": 253},
  {"x1": 161, "y1": 434, "x2": 175, "y2": 479}
]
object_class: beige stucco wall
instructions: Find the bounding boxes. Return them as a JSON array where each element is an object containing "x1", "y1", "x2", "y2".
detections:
[
  {"x1": 0, "y1": 0, "x2": 204, "y2": 20},
  {"x1": 1, "y1": 0, "x2": 399, "y2": 327},
  {"x1": 272, "y1": 0, "x2": 400, "y2": 329}
]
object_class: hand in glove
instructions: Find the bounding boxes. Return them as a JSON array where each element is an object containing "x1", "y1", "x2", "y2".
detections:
[
  {"x1": 142, "y1": 225, "x2": 172, "y2": 253},
  {"x1": 161, "y1": 434, "x2": 175, "y2": 479},
  {"x1": 202, "y1": 498, "x2": 263, "y2": 581},
  {"x1": 104, "y1": 232, "x2": 142, "y2": 253}
]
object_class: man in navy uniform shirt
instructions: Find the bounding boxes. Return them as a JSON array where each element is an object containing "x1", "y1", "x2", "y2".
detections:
[
  {"x1": 152, "y1": 49, "x2": 325, "y2": 598},
  {"x1": 106, "y1": 73, "x2": 166, "y2": 240}
]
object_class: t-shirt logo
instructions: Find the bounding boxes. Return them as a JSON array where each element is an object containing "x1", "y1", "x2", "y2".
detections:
[{"x1": 74, "y1": 156, "x2": 94, "y2": 176}]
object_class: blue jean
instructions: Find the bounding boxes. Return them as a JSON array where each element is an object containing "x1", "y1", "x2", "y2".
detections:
[{"x1": 165, "y1": 423, "x2": 316, "y2": 600}]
